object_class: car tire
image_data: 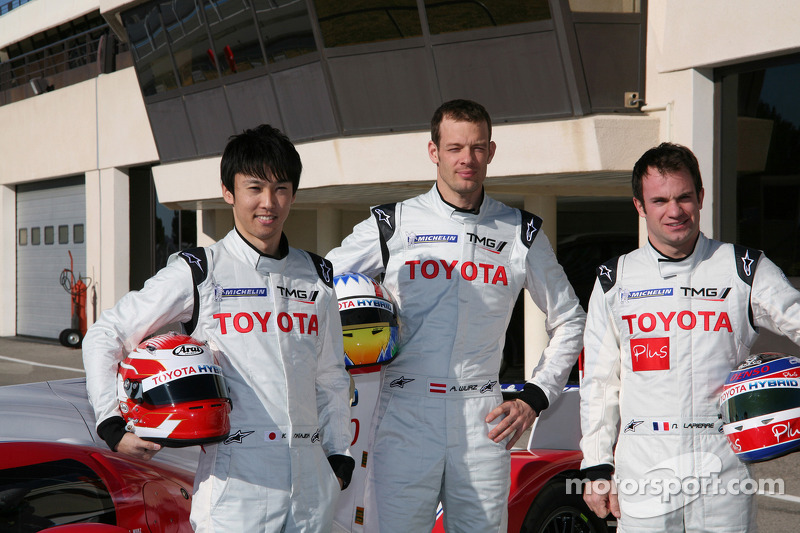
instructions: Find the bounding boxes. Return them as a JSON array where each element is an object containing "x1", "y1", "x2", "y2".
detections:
[
  {"x1": 520, "y1": 477, "x2": 609, "y2": 533},
  {"x1": 59, "y1": 328, "x2": 83, "y2": 348}
]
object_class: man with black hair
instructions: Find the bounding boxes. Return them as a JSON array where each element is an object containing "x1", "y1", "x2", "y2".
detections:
[
  {"x1": 83, "y1": 124, "x2": 354, "y2": 532},
  {"x1": 580, "y1": 142, "x2": 800, "y2": 532},
  {"x1": 327, "y1": 100, "x2": 585, "y2": 532}
]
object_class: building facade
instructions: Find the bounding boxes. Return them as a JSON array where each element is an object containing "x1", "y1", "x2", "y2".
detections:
[{"x1": 1, "y1": 0, "x2": 798, "y2": 365}]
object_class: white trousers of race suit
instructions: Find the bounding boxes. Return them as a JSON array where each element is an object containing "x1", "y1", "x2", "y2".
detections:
[
  {"x1": 190, "y1": 435, "x2": 340, "y2": 532},
  {"x1": 363, "y1": 370, "x2": 510, "y2": 532}
]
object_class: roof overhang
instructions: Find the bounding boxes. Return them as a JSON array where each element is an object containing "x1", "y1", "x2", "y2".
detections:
[{"x1": 153, "y1": 114, "x2": 658, "y2": 211}]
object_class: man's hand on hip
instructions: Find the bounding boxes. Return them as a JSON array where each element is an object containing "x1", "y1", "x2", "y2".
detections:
[{"x1": 485, "y1": 399, "x2": 538, "y2": 450}]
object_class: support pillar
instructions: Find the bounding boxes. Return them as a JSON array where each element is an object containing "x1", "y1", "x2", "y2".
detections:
[
  {"x1": 0, "y1": 185, "x2": 16, "y2": 335},
  {"x1": 85, "y1": 168, "x2": 129, "y2": 324},
  {"x1": 523, "y1": 195, "x2": 557, "y2": 379}
]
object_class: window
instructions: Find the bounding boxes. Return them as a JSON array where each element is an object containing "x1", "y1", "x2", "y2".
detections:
[
  {"x1": 31, "y1": 227, "x2": 41, "y2": 245},
  {"x1": 44, "y1": 226, "x2": 54, "y2": 245},
  {"x1": 18, "y1": 228, "x2": 27, "y2": 246},
  {"x1": 203, "y1": 0, "x2": 265, "y2": 74},
  {"x1": 0, "y1": 459, "x2": 116, "y2": 529},
  {"x1": 424, "y1": 0, "x2": 551, "y2": 35},
  {"x1": 58, "y1": 225, "x2": 69, "y2": 244},
  {"x1": 74, "y1": 224, "x2": 85, "y2": 244},
  {"x1": 720, "y1": 56, "x2": 800, "y2": 277},
  {"x1": 255, "y1": 0, "x2": 317, "y2": 63},
  {"x1": 569, "y1": 0, "x2": 641, "y2": 13},
  {"x1": 123, "y1": 2, "x2": 180, "y2": 96},
  {"x1": 313, "y1": 0, "x2": 422, "y2": 47},
  {"x1": 161, "y1": 0, "x2": 220, "y2": 87}
]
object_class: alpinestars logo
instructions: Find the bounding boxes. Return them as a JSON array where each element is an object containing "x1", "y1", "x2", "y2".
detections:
[
  {"x1": 525, "y1": 218, "x2": 538, "y2": 242},
  {"x1": 741, "y1": 251, "x2": 755, "y2": 277},
  {"x1": 625, "y1": 420, "x2": 644, "y2": 433},
  {"x1": 224, "y1": 430, "x2": 255, "y2": 444},
  {"x1": 317, "y1": 258, "x2": 332, "y2": 284},
  {"x1": 480, "y1": 380, "x2": 498, "y2": 393},
  {"x1": 181, "y1": 252, "x2": 204, "y2": 273},
  {"x1": 390, "y1": 376, "x2": 414, "y2": 388},
  {"x1": 311, "y1": 431, "x2": 320, "y2": 443},
  {"x1": 599, "y1": 265, "x2": 613, "y2": 281},
  {"x1": 374, "y1": 208, "x2": 392, "y2": 229}
]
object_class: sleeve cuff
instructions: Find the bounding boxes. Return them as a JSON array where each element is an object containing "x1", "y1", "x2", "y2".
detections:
[
  {"x1": 582, "y1": 464, "x2": 614, "y2": 481},
  {"x1": 518, "y1": 383, "x2": 549, "y2": 414},
  {"x1": 97, "y1": 416, "x2": 128, "y2": 452},
  {"x1": 328, "y1": 454, "x2": 356, "y2": 490}
]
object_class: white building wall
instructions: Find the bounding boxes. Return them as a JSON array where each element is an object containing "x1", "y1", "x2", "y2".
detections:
[{"x1": 0, "y1": 64, "x2": 157, "y2": 334}]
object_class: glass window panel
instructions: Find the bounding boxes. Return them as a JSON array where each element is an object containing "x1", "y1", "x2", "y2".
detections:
[
  {"x1": 313, "y1": 0, "x2": 422, "y2": 48},
  {"x1": 31, "y1": 227, "x2": 41, "y2": 245},
  {"x1": 569, "y1": 0, "x2": 641, "y2": 13},
  {"x1": 425, "y1": 0, "x2": 550, "y2": 35},
  {"x1": 44, "y1": 226, "x2": 54, "y2": 245},
  {"x1": 122, "y1": 2, "x2": 180, "y2": 96},
  {"x1": 0, "y1": 459, "x2": 115, "y2": 528},
  {"x1": 58, "y1": 224, "x2": 69, "y2": 244},
  {"x1": 731, "y1": 62, "x2": 800, "y2": 276},
  {"x1": 18, "y1": 228, "x2": 27, "y2": 246},
  {"x1": 203, "y1": 0, "x2": 266, "y2": 75},
  {"x1": 254, "y1": 0, "x2": 317, "y2": 62},
  {"x1": 74, "y1": 224, "x2": 85, "y2": 244},
  {"x1": 161, "y1": 0, "x2": 220, "y2": 86}
]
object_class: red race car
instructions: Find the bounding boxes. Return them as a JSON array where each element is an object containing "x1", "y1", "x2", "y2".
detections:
[{"x1": 0, "y1": 441, "x2": 193, "y2": 532}]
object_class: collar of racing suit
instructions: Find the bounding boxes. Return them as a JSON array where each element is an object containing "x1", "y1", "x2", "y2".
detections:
[
  {"x1": 434, "y1": 183, "x2": 484, "y2": 215},
  {"x1": 233, "y1": 226, "x2": 290, "y2": 259},
  {"x1": 648, "y1": 232, "x2": 708, "y2": 279},
  {"x1": 231, "y1": 228, "x2": 291, "y2": 277}
]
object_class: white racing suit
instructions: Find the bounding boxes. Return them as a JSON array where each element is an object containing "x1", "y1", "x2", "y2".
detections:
[
  {"x1": 580, "y1": 233, "x2": 800, "y2": 531},
  {"x1": 326, "y1": 185, "x2": 585, "y2": 532},
  {"x1": 83, "y1": 229, "x2": 352, "y2": 532}
]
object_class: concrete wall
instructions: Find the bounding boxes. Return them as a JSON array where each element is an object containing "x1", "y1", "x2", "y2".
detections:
[{"x1": 0, "y1": 68, "x2": 157, "y2": 185}]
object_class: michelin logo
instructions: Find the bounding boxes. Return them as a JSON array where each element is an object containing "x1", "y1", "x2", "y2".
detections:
[
  {"x1": 407, "y1": 233, "x2": 458, "y2": 246},
  {"x1": 623, "y1": 288, "x2": 673, "y2": 301},
  {"x1": 214, "y1": 285, "x2": 269, "y2": 301}
]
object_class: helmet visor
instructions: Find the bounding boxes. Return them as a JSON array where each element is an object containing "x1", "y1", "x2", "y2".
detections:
[
  {"x1": 143, "y1": 373, "x2": 229, "y2": 406},
  {"x1": 722, "y1": 387, "x2": 800, "y2": 424},
  {"x1": 343, "y1": 325, "x2": 399, "y2": 367},
  {"x1": 340, "y1": 306, "x2": 397, "y2": 328}
]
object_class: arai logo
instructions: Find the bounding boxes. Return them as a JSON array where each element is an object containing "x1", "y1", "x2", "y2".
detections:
[{"x1": 173, "y1": 344, "x2": 204, "y2": 356}]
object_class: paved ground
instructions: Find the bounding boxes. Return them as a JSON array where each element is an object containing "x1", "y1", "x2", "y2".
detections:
[
  {"x1": 0, "y1": 335, "x2": 84, "y2": 385},
  {"x1": 2, "y1": 335, "x2": 800, "y2": 530}
]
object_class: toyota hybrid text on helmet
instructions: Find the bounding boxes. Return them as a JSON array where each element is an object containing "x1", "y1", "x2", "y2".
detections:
[
  {"x1": 334, "y1": 272, "x2": 400, "y2": 368},
  {"x1": 117, "y1": 332, "x2": 232, "y2": 447},
  {"x1": 720, "y1": 352, "x2": 800, "y2": 462}
]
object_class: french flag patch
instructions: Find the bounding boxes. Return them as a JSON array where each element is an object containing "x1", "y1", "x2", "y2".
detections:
[{"x1": 653, "y1": 422, "x2": 671, "y2": 431}]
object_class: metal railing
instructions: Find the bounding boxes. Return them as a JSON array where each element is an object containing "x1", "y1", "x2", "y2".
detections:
[{"x1": 0, "y1": 25, "x2": 108, "y2": 100}]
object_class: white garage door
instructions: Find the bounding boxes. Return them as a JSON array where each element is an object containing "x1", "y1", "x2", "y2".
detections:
[{"x1": 16, "y1": 178, "x2": 87, "y2": 340}]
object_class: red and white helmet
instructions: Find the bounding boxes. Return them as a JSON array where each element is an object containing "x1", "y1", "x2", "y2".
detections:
[
  {"x1": 720, "y1": 352, "x2": 800, "y2": 462},
  {"x1": 334, "y1": 272, "x2": 400, "y2": 369},
  {"x1": 117, "y1": 332, "x2": 231, "y2": 447}
]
